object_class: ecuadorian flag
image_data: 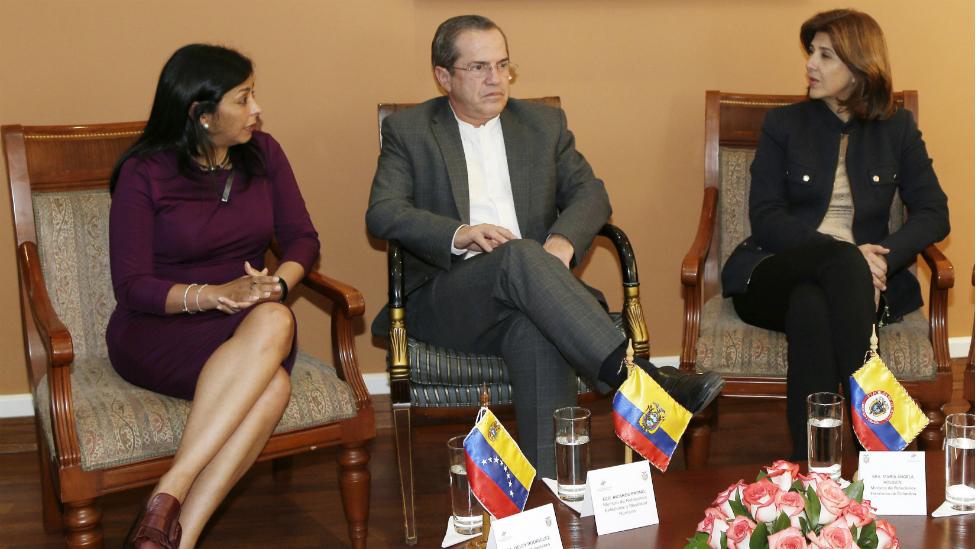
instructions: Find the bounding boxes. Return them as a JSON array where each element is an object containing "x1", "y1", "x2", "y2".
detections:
[
  {"x1": 463, "y1": 408, "x2": 536, "y2": 519},
  {"x1": 613, "y1": 366, "x2": 692, "y2": 472},
  {"x1": 850, "y1": 353, "x2": 928, "y2": 451}
]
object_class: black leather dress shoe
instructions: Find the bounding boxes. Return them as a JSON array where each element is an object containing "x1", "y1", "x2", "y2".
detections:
[{"x1": 644, "y1": 366, "x2": 724, "y2": 414}]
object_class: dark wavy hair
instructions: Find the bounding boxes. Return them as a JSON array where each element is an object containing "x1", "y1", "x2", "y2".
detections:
[
  {"x1": 110, "y1": 44, "x2": 264, "y2": 193},
  {"x1": 801, "y1": 9, "x2": 895, "y2": 120},
  {"x1": 431, "y1": 15, "x2": 508, "y2": 74}
]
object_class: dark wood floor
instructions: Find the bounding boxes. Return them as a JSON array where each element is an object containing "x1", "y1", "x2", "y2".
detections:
[{"x1": 0, "y1": 394, "x2": 945, "y2": 548}]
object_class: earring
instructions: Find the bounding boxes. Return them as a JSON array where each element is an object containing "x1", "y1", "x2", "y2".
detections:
[{"x1": 202, "y1": 121, "x2": 210, "y2": 130}]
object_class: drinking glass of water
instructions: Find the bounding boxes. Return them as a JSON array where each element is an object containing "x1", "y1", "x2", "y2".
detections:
[
  {"x1": 553, "y1": 406, "x2": 591, "y2": 501},
  {"x1": 944, "y1": 413, "x2": 975, "y2": 511},
  {"x1": 807, "y1": 392, "x2": 843, "y2": 481},
  {"x1": 447, "y1": 435, "x2": 483, "y2": 534}
]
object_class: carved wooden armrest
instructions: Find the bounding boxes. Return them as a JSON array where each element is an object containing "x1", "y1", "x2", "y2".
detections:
[
  {"x1": 18, "y1": 241, "x2": 82, "y2": 467},
  {"x1": 18, "y1": 242, "x2": 74, "y2": 368},
  {"x1": 679, "y1": 187, "x2": 718, "y2": 369},
  {"x1": 385, "y1": 242, "x2": 410, "y2": 404},
  {"x1": 300, "y1": 270, "x2": 370, "y2": 408},
  {"x1": 681, "y1": 187, "x2": 718, "y2": 289},
  {"x1": 920, "y1": 243, "x2": 954, "y2": 291},
  {"x1": 598, "y1": 224, "x2": 648, "y2": 358},
  {"x1": 919, "y1": 244, "x2": 954, "y2": 374}
]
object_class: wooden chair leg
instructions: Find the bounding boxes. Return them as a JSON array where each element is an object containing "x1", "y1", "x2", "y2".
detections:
[
  {"x1": 919, "y1": 405, "x2": 946, "y2": 451},
  {"x1": 35, "y1": 425, "x2": 63, "y2": 534},
  {"x1": 684, "y1": 401, "x2": 716, "y2": 470},
  {"x1": 63, "y1": 499, "x2": 102, "y2": 548},
  {"x1": 272, "y1": 456, "x2": 294, "y2": 482},
  {"x1": 392, "y1": 404, "x2": 417, "y2": 545},
  {"x1": 337, "y1": 441, "x2": 370, "y2": 549}
]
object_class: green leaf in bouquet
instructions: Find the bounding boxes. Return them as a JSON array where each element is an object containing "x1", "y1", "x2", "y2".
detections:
[
  {"x1": 798, "y1": 516, "x2": 809, "y2": 535},
  {"x1": 720, "y1": 531, "x2": 728, "y2": 548},
  {"x1": 729, "y1": 492, "x2": 751, "y2": 518},
  {"x1": 857, "y1": 520, "x2": 878, "y2": 549},
  {"x1": 749, "y1": 522, "x2": 770, "y2": 549},
  {"x1": 844, "y1": 480, "x2": 865, "y2": 502},
  {"x1": 769, "y1": 511, "x2": 791, "y2": 534},
  {"x1": 683, "y1": 531, "x2": 711, "y2": 549},
  {"x1": 756, "y1": 470, "x2": 769, "y2": 481},
  {"x1": 790, "y1": 480, "x2": 805, "y2": 492},
  {"x1": 804, "y1": 485, "x2": 821, "y2": 528}
]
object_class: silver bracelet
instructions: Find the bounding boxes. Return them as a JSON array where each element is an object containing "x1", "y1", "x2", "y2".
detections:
[
  {"x1": 195, "y1": 283, "x2": 208, "y2": 313},
  {"x1": 183, "y1": 284, "x2": 197, "y2": 314}
]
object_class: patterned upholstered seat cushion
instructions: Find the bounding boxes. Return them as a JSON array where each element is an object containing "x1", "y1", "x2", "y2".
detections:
[
  {"x1": 406, "y1": 313, "x2": 625, "y2": 407},
  {"x1": 34, "y1": 351, "x2": 357, "y2": 471},
  {"x1": 695, "y1": 297, "x2": 936, "y2": 381},
  {"x1": 30, "y1": 189, "x2": 359, "y2": 471},
  {"x1": 697, "y1": 147, "x2": 935, "y2": 381}
]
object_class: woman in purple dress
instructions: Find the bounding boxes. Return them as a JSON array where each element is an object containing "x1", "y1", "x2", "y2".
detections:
[{"x1": 107, "y1": 44, "x2": 319, "y2": 549}]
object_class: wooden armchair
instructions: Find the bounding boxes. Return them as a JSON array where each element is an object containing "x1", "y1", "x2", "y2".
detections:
[
  {"x1": 679, "y1": 91, "x2": 967, "y2": 469},
  {"x1": 3, "y1": 122, "x2": 375, "y2": 548},
  {"x1": 376, "y1": 97, "x2": 649, "y2": 545}
]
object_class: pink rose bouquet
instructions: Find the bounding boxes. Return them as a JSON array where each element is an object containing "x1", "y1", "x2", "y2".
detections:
[{"x1": 685, "y1": 461, "x2": 900, "y2": 549}]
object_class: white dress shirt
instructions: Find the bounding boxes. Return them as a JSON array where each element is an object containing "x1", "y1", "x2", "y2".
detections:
[{"x1": 450, "y1": 112, "x2": 523, "y2": 258}]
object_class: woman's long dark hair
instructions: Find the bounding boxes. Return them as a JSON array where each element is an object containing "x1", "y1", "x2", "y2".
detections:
[{"x1": 109, "y1": 44, "x2": 265, "y2": 193}]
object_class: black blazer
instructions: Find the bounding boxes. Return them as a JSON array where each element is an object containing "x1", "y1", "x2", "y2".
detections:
[{"x1": 721, "y1": 99, "x2": 949, "y2": 319}]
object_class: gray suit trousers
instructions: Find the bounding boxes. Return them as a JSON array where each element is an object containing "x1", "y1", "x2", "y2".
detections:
[{"x1": 406, "y1": 239, "x2": 625, "y2": 477}]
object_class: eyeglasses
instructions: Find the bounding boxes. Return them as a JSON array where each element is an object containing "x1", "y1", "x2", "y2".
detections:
[{"x1": 452, "y1": 60, "x2": 518, "y2": 78}]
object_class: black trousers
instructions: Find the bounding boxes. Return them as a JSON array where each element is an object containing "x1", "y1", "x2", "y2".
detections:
[{"x1": 731, "y1": 240, "x2": 875, "y2": 458}]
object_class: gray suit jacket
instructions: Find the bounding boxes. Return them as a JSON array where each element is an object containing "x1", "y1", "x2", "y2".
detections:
[{"x1": 366, "y1": 96, "x2": 612, "y2": 330}]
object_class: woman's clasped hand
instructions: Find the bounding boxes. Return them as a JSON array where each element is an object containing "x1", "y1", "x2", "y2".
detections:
[{"x1": 211, "y1": 261, "x2": 283, "y2": 314}]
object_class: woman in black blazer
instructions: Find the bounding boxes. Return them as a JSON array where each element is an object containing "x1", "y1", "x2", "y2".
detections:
[{"x1": 721, "y1": 9, "x2": 949, "y2": 460}]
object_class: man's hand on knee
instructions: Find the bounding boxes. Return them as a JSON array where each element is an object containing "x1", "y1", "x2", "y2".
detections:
[
  {"x1": 453, "y1": 223, "x2": 518, "y2": 253},
  {"x1": 543, "y1": 234, "x2": 574, "y2": 268}
]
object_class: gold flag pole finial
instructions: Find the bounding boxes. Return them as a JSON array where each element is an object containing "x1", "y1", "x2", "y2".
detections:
[
  {"x1": 869, "y1": 325, "x2": 879, "y2": 357},
  {"x1": 625, "y1": 339, "x2": 635, "y2": 372}
]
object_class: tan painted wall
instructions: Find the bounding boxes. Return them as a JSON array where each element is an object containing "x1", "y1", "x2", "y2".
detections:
[{"x1": 0, "y1": 0, "x2": 972, "y2": 395}]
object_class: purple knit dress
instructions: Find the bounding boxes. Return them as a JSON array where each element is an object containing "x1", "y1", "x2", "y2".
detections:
[{"x1": 105, "y1": 132, "x2": 319, "y2": 400}]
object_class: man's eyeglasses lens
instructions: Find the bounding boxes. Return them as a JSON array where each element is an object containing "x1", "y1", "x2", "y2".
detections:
[{"x1": 455, "y1": 61, "x2": 517, "y2": 77}]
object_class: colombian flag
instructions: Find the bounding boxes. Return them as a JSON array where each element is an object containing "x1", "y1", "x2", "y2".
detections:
[
  {"x1": 849, "y1": 353, "x2": 928, "y2": 451},
  {"x1": 613, "y1": 365, "x2": 692, "y2": 472},
  {"x1": 463, "y1": 408, "x2": 536, "y2": 519}
]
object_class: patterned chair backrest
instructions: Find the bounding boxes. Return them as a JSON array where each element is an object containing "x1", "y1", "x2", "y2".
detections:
[
  {"x1": 32, "y1": 190, "x2": 116, "y2": 359},
  {"x1": 4, "y1": 123, "x2": 143, "y2": 368},
  {"x1": 706, "y1": 92, "x2": 915, "y2": 299}
]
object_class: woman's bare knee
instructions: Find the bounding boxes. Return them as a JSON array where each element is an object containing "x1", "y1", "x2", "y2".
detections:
[{"x1": 236, "y1": 302, "x2": 295, "y2": 359}]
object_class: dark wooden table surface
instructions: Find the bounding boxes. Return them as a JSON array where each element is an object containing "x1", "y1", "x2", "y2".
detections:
[{"x1": 499, "y1": 451, "x2": 973, "y2": 548}]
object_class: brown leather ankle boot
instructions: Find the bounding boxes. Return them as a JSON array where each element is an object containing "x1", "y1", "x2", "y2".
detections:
[{"x1": 125, "y1": 493, "x2": 182, "y2": 549}]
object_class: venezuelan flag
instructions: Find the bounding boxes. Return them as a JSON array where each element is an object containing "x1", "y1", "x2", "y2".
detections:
[
  {"x1": 613, "y1": 366, "x2": 692, "y2": 472},
  {"x1": 463, "y1": 408, "x2": 536, "y2": 519},
  {"x1": 849, "y1": 353, "x2": 928, "y2": 451}
]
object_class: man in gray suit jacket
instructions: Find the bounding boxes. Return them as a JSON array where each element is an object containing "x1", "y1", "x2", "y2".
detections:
[{"x1": 366, "y1": 15, "x2": 723, "y2": 477}]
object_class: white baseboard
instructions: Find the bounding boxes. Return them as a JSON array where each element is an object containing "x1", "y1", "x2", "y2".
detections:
[
  {"x1": 1, "y1": 339, "x2": 970, "y2": 417},
  {"x1": 0, "y1": 394, "x2": 33, "y2": 418}
]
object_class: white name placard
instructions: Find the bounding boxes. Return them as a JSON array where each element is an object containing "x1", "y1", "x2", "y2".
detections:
[
  {"x1": 858, "y1": 451, "x2": 927, "y2": 516},
  {"x1": 582, "y1": 460, "x2": 658, "y2": 535},
  {"x1": 485, "y1": 503, "x2": 563, "y2": 549}
]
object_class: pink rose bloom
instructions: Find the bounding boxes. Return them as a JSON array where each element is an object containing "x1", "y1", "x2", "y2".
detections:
[
  {"x1": 816, "y1": 479, "x2": 851, "y2": 524},
  {"x1": 799, "y1": 471, "x2": 833, "y2": 491},
  {"x1": 724, "y1": 516, "x2": 756, "y2": 549},
  {"x1": 743, "y1": 479, "x2": 781, "y2": 523},
  {"x1": 768, "y1": 526, "x2": 807, "y2": 549},
  {"x1": 807, "y1": 519, "x2": 856, "y2": 548},
  {"x1": 841, "y1": 499, "x2": 875, "y2": 528},
  {"x1": 704, "y1": 505, "x2": 728, "y2": 521},
  {"x1": 696, "y1": 510, "x2": 728, "y2": 548},
  {"x1": 875, "y1": 519, "x2": 899, "y2": 549},
  {"x1": 764, "y1": 460, "x2": 801, "y2": 491},
  {"x1": 773, "y1": 490, "x2": 806, "y2": 528},
  {"x1": 711, "y1": 480, "x2": 747, "y2": 517}
]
